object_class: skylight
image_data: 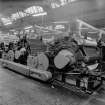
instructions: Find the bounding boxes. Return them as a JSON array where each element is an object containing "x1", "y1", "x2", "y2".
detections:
[
  {"x1": 11, "y1": 6, "x2": 47, "y2": 21},
  {"x1": 1, "y1": 17, "x2": 12, "y2": 25},
  {"x1": 24, "y1": 25, "x2": 33, "y2": 30},
  {"x1": 32, "y1": 12, "x2": 47, "y2": 17},
  {"x1": 51, "y1": 0, "x2": 76, "y2": 8},
  {"x1": 25, "y1": 6, "x2": 45, "y2": 15},
  {"x1": 1, "y1": 6, "x2": 47, "y2": 26},
  {"x1": 55, "y1": 24, "x2": 65, "y2": 29},
  {"x1": 11, "y1": 12, "x2": 27, "y2": 20}
]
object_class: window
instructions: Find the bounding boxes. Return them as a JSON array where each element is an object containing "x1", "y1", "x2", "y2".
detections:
[
  {"x1": 60, "y1": 0, "x2": 67, "y2": 5},
  {"x1": 1, "y1": 17, "x2": 12, "y2": 25},
  {"x1": 4, "y1": 5, "x2": 46, "y2": 25},
  {"x1": 37, "y1": 6, "x2": 44, "y2": 13},
  {"x1": 51, "y1": 0, "x2": 76, "y2": 8},
  {"x1": 11, "y1": 12, "x2": 20, "y2": 20},
  {"x1": 24, "y1": 6, "x2": 44, "y2": 15},
  {"x1": 18, "y1": 12, "x2": 27, "y2": 18}
]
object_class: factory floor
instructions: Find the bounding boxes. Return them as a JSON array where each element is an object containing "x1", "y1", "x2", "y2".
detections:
[{"x1": 0, "y1": 66, "x2": 105, "y2": 105}]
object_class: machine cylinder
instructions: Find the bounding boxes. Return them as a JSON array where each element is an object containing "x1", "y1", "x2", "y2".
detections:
[{"x1": 54, "y1": 49, "x2": 75, "y2": 69}]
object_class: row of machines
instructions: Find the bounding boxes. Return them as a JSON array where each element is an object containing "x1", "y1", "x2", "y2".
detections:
[
  {"x1": 1, "y1": 31, "x2": 105, "y2": 94},
  {"x1": 0, "y1": 37, "x2": 30, "y2": 65}
]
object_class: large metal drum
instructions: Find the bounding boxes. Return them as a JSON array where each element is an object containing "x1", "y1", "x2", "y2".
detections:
[
  {"x1": 27, "y1": 53, "x2": 49, "y2": 71},
  {"x1": 54, "y1": 49, "x2": 75, "y2": 69},
  {"x1": 27, "y1": 55, "x2": 38, "y2": 68},
  {"x1": 36, "y1": 53, "x2": 49, "y2": 71}
]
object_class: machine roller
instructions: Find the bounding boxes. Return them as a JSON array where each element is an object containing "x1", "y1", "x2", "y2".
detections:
[{"x1": 54, "y1": 49, "x2": 75, "y2": 69}]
